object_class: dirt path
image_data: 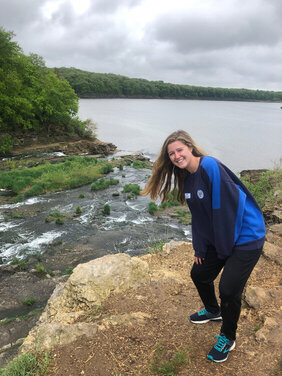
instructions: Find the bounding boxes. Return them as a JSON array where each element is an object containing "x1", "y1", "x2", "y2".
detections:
[{"x1": 47, "y1": 243, "x2": 281, "y2": 376}]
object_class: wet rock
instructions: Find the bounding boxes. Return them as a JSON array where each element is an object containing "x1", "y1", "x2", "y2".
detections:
[{"x1": 112, "y1": 191, "x2": 120, "y2": 197}]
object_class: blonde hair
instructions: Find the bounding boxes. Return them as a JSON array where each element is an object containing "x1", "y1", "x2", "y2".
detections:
[{"x1": 141, "y1": 130, "x2": 206, "y2": 204}]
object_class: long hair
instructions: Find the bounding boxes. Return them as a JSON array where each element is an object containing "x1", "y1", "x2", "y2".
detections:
[{"x1": 141, "y1": 130, "x2": 206, "y2": 204}]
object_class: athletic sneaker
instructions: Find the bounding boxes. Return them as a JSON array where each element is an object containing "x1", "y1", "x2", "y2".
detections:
[
  {"x1": 189, "y1": 308, "x2": 222, "y2": 324},
  {"x1": 207, "y1": 334, "x2": 236, "y2": 363}
]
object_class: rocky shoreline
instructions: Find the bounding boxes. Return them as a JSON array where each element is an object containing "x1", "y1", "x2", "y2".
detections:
[{"x1": 0, "y1": 141, "x2": 281, "y2": 372}]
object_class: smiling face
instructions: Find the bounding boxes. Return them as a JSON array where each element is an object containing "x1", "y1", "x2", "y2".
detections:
[{"x1": 167, "y1": 140, "x2": 199, "y2": 173}]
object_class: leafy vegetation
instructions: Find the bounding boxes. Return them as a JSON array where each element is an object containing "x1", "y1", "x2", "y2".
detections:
[
  {"x1": 151, "y1": 344, "x2": 188, "y2": 375},
  {"x1": 122, "y1": 183, "x2": 141, "y2": 196},
  {"x1": 148, "y1": 239, "x2": 165, "y2": 254},
  {"x1": 91, "y1": 177, "x2": 119, "y2": 191},
  {"x1": 0, "y1": 157, "x2": 117, "y2": 201},
  {"x1": 56, "y1": 67, "x2": 282, "y2": 102},
  {"x1": 0, "y1": 28, "x2": 91, "y2": 155},
  {"x1": 0, "y1": 351, "x2": 51, "y2": 376},
  {"x1": 132, "y1": 160, "x2": 151, "y2": 169},
  {"x1": 23, "y1": 297, "x2": 36, "y2": 306},
  {"x1": 148, "y1": 201, "x2": 158, "y2": 215},
  {"x1": 103, "y1": 203, "x2": 111, "y2": 215},
  {"x1": 11, "y1": 258, "x2": 27, "y2": 271},
  {"x1": 241, "y1": 166, "x2": 282, "y2": 209}
]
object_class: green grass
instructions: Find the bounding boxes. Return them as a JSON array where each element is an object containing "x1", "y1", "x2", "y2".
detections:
[
  {"x1": 241, "y1": 166, "x2": 282, "y2": 209},
  {"x1": 132, "y1": 160, "x2": 151, "y2": 169},
  {"x1": 91, "y1": 178, "x2": 119, "y2": 191},
  {"x1": 0, "y1": 157, "x2": 119, "y2": 201},
  {"x1": 62, "y1": 266, "x2": 74, "y2": 275},
  {"x1": 45, "y1": 211, "x2": 68, "y2": 224},
  {"x1": 0, "y1": 351, "x2": 51, "y2": 376},
  {"x1": 148, "y1": 239, "x2": 166, "y2": 254},
  {"x1": 11, "y1": 258, "x2": 27, "y2": 271},
  {"x1": 151, "y1": 345, "x2": 188, "y2": 375},
  {"x1": 122, "y1": 183, "x2": 141, "y2": 196},
  {"x1": 148, "y1": 201, "x2": 158, "y2": 215},
  {"x1": 23, "y1": 297, "x2": 36, "y2": 306},
  {"x1": 174, "y1": 209, "x2": 192, "y2": 225}
]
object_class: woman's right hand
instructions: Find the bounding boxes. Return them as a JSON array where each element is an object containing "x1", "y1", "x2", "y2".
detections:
[{"x1": 194, "y1": 257, "x2": 204, "y2": 265}]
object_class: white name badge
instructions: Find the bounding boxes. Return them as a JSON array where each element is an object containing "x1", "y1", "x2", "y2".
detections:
[{"x1": 185, "y1": 193, "x2": 191, "y2": 199}]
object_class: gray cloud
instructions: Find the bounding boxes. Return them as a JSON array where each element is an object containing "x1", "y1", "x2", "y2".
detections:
[{"x1": 0, "y1": 0, "x2": 281, "y2": 90}]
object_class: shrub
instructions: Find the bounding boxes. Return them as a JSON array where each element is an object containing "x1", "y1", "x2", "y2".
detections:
[
  {"x1": 148, "y1": 202, "x2": 158, "y2": 215},
  {"x1": 119, "y1": 164, "x2": 123, "y2": 170},
  {"x1": 35, "y1": 263, "x2": 46, "y2": 276},
  {"x1": 132, "y1": 160, "x2": 151, "y2": 169},
  {"x1": 55, "y1": 217, "x2": 64, "y2": 225},
  {"x1": 79, "y1": 194, "x2": 85, "y2": 198},
  {"x1": 75, "y1": 206, "x2": 82, "y2": 215},
  {"x1": 63, "y1": 266, "x2": 74, "y2": 275},
  {"x1": 100, "y1": 164, "x2": 114, "y2": 174},
  {"x1": 103, "y1": 204, "x2": 111, "y2": 215},
  {"x1": 91, "y1": 178, "x2": 119, "y2": 191},
  {"x1": 0, "y1": 134, "x2": 14, "y2": 156},
  {"x1": 23, "y1": 297, "x2": 36, "y2": 306},
  {"x1": 122, "y1": 183, "x2": 141, "y2": 196}
]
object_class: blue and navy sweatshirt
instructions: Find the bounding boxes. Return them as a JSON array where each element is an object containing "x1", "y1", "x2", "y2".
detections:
[{"x1": 184, "y1": 156, "x2": 265, "y2": 259}]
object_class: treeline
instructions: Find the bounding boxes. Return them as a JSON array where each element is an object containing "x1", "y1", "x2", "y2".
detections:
[
  {"x1": 0, "y1": 28, "x2": 90, "y2": 155},
  {"x1": 55, "y1": 67, "x2": 282, "y2": 102}
]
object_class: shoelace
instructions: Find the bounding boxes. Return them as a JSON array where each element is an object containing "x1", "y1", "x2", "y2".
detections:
[
  {"x1": 198, "y1": 308, "x2": 208, "y2": 316},
  {"x1": 214, "y1": 335, "x2": 228, "y2": 352}
]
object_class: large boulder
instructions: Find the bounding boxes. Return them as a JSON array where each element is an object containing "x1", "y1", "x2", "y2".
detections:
[{"x1": 20, "y1": 254, "x2": 150, "y2": 352}]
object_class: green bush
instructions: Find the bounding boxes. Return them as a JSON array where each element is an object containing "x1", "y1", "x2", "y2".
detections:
[
  {"x1": 75, "y1": 206, "x2": 82, "y2": 215},
  {"x1": 148, "y1": 202, "x2": 158, "y2": 215},
  {"x1": 79, "y1": 193, "x2": 85, "y2": 198},
  {"x1": 91, "y1": 178, "x2": 119, "y2": 191},
  {"x1": 132, "y1": 160, "x2": 151, "y2": 169},
  {"x1": 103, "y1": 204, "x2": 111, "y2": 215},
  {"x1": 35, "y1": 263, "x2": 46, "y2": 276},
  {"x1": 55, "y1": 217, "x2": 64, "y2": 225},
  {"x1": 100, "y1": 164, "x2": 114, "y2": 174},
  {"x1": 0, "y1": 134, "x2": 14, "y2": 155},
  {"x1": 122, "y1": 183, "x2": 141, "y2": 196},
  {"x1": 23, "y1": 297, "x2": 36, "y2": 306}
]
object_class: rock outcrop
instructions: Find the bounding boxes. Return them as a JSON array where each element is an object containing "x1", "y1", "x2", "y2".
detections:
[{"x1": 20, "y1": 253, "x2": 151, "y2": 352}]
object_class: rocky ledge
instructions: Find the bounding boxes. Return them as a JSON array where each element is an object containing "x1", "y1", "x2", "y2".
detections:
[
  {"x1": 9, "y1": 138, "x2": 117, "y2": 157},
  {"x1": 12, "y1": 232, "x2": 281, "y2": 375}
]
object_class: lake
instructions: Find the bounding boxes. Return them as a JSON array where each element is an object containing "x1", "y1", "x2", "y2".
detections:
[{"x1": 78, "y1": 99, "x2": 282, "y2": 173}]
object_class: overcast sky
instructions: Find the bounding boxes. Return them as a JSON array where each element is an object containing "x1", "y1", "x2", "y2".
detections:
[{"x1": 0, "y1": 0, "x2": 281, "y2": 90}]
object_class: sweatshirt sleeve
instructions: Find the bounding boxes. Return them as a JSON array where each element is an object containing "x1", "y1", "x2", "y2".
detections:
[{"x1": 201, "y1": 157, "x2": 246, "y2": 259}]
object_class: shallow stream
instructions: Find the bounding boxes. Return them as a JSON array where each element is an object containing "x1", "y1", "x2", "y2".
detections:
[{"x1": 0, "y1": 160, "x2": 191, "y2": 265}]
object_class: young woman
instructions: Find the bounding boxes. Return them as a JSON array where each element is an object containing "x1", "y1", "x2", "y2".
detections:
[{"x1": 142, "y1": 130, "x2": 265, "y2": 363}]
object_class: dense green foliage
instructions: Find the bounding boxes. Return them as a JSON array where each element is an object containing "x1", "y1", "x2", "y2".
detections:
[
  {"x1": 56, "y1": 67, "x2": 282, "y2": 102},
  {"x1": 0, "y1": 28, "x2": 89, "y2": 155}
]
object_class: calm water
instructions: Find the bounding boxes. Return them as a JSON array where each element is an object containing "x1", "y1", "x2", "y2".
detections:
[{"x1": 78, "y1": 99, "x2": 282, "y2": 172}]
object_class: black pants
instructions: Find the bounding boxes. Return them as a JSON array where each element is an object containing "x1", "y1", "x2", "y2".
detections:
[{"x1": 190, "y1": 246, "x2": 262, "y2": 340}]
